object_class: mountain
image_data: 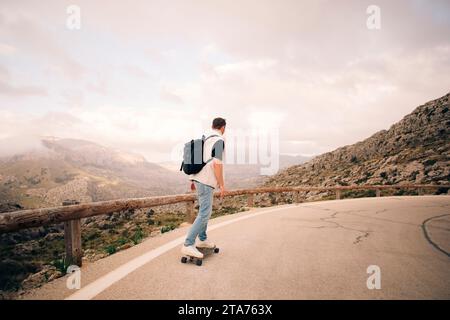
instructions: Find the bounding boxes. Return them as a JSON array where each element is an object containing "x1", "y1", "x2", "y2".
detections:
[
  {"x1": 0, "y1": 138, "x2": 186, "y2": 209},
  {"x1": 264, "y1": 92, "x2": 450, "y2": 188}
]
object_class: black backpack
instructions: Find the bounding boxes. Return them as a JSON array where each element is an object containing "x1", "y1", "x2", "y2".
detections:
[{"x1": 179, "y1": 134, "x2": 219, "y2": 175}]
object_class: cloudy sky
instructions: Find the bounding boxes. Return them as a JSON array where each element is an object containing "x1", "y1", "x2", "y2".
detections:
[{"x1": 0, "y1": 0, "x2": 449, "y2": 162}]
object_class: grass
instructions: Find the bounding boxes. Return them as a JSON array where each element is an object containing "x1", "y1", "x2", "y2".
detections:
[
  {"x1": 161, "y1": 225, "x2": 176, "y2": 233},
  {"x1": 131, "y1": 227, "x2": 145, "y2": 244},
  {"x1": 51, "y1": 258, "x2": 68, "y2": 275},
  {"x1": 104, "y1": 245, "x2": 117, "y2": 255}
]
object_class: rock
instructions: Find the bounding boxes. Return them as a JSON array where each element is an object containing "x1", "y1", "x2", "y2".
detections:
[
  {"x1": 13, "y1": 240, "x2": 39, "y2": 255},
  {"x1": 146, "y1": 209, "x2": 155, "y2": 218},
  {"x1": 83, "y1": 248, "x2": 95, "y2": 256},
  {"x1": 82, "y1": 249, "x2": 109, "y2": 262},
  {"x1": 150, "y1": 230, "x2": 161, "y2": 237},
  {"x1": 0, "y1": 203, "x2": 23, "y2": 213},
  {"x1": 117, "y1": 243, "x2": 133, "y2": 251},
  {"x1": 97, "y1": 221, "x2": 113, "y2": 230},
  {"x1": 426, "y1": 170, "x2": 440, "y2": 177},
  {"x1": 95, "y1": 253, "x2": 108, "y2": 260},
  {"x1": 21, "y1": 265, "x2": 61, "y2": 291},
  {"x1": 47, "y1": 270, "x2": 62, "y2": 282},
  {"x1": 43, "y1": 232, "x2": 63, "y2": 241}
]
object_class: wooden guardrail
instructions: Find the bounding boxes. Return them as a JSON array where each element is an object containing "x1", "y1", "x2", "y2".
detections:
[{"x1": 0, "y1": 184, "x2": 448, "y2": 266}]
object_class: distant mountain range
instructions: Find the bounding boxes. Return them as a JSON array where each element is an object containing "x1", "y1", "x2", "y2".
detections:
[
  {"x1": 0, "y1": 138, "x2": 186, "y2": 209},
  {"x1": 159, "y1": 154, "x2": 312, "y2": 189},
  {"x1": 219, "y1": 154, "x2": 312, "y2": 188},
  {"x1": 265, "y1": 92, "x2": 450, "y2": 188},
  {"x1": 0, "y1": 137, "x2": 311, "y2": 210}
]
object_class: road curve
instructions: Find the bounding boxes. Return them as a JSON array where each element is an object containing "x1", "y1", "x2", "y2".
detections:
[{"x1": 23, "y1": 195, "x2": 450, "y2": 300}]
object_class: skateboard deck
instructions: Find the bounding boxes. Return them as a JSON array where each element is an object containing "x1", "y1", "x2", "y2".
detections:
[{"x1": 181, "y1": 246, "x2": 220, "y2": 266}]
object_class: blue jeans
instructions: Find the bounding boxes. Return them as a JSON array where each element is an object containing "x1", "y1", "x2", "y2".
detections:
[{"x1": 184, "y1": 181, "x2": 214, "y2": 246}]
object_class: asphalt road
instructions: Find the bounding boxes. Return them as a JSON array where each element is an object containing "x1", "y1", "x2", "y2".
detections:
[{"x1": 23, "y1": 195, "x2": 450, "y2": 300}]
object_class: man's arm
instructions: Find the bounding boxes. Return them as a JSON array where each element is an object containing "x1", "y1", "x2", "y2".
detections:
[
  {"x1": 213, "y1": 160, "x2": 226, "y2": 198},
  {"x1": 212, "y1": 139, "x2": 226, "y2": 198}
]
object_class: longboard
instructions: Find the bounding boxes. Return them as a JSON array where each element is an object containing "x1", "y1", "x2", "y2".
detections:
[{"x1": 181, "y1": 246, "x2": 220, "y2": 266}]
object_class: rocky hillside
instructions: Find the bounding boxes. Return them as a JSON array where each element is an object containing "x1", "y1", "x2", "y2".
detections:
[
  {"x1": 265, "y1": 92, "x2": 450, "y2": 188},
  {"x1": 0, "y1": 138, "x2": 186, "y2": 209}
]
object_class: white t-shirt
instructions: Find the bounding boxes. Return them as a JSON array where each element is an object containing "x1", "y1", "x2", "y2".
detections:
[{"x1": 189, "y1": 129, "x2": 225, "y2": 189}]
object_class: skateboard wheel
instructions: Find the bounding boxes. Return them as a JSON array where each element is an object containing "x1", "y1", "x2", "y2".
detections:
[
  {"x1": 181, "y1": 257, "x2": 188, "y2": 263},
  {"x1": 214, "y1": 247, "x2": 220, "y2": 253},
  {"x1": 196, "y1": 259, "x2": 203, "y2": 266}
]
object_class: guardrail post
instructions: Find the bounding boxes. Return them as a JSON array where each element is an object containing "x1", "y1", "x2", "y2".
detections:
[
  {"x1": 186, "y1": 201, "x2": 196, "y2": 224},
  {"x1": 376, "y1": 189, "x2": 381, "y2": 197},
  {"x1": 335, "y1": 189, "x2": 341, "y2": 200},
  {"x1": 247, "y1": 194, "x2": 254, "y2": 207},
  {"x1": 63, "y1": 200, "x2": 82, "y2": 267},
  {"x1": 418, "y1": 188, "x2": 424, "y2": 196},
  {"x1": 294, "y1": 191, "x2": 301, "y2": 203}
]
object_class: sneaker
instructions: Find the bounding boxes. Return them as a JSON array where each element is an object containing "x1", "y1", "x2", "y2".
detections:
[
  {"x1": 181, "y1": 245, "x2": 204, "y2": 259},
  {"x1": 196, "y1": 238, "x2": 215, "y2": 249}
]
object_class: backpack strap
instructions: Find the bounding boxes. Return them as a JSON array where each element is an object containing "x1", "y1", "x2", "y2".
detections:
[
  {"x1": 204, "y1": 134, "x2": 223, "y2": 164},
  {"x1": 204, "y1": 134, "x2": 219, "y2": 141}
]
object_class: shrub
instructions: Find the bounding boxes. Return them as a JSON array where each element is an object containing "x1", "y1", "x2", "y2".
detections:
[
  {"x1": 52, "y1": 258, "x2": 68, "y2": 275},
  {"x1": 435, "y1": 187, "x2": 449, "y2": 195},
  {"x1": 117, "y1": 237, "x2": 128, "y2": 246},
  {"x1": 161, "y1": 225, "x2": 176, "y2": 234},
  {"x1": 132, "y1": 227, "x2": 144, "y2": 244},
  {"x1": 105, "y1": 245, "x2": 117, "y2": 255},
  {"x1": 423, "y1": 159, "x2": 437, "y2": 166}
]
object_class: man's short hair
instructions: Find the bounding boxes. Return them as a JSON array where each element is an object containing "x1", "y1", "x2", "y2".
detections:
[{"x1": 212, "y1": 117, "x2": 226, "y2": 129}]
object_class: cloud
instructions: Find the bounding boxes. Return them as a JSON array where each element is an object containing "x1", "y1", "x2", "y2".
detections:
[
  {"x1": 86, "y1": 78, "x2": 108, "y2": 95},
  {"x1": 0, "y1": 106, "x2": 205, "y2": 161},
  {"x1": 123, "y1": 65, "x2": 150, "y2": 79},
  {"x1": 0, "y1": 0, "x2": 449, "y2": 162},
  {"x1": 0, "y1": 135, "x2": 45, "y2": 157},
  {"x1": 0, "y1": 10, "x2": 85, "y2": 80},
  {"x1": 0, "y1": 80, "x2": 47, "y2": 97},
  {"x1": 0, "y1": 65, "x2": 47, "y2": 97},
  {"x1": 159, "y1": 86, "x2": 184, "y2": 104},
  {"x1": 0, "y1": 43, "x2": 16, "y2": 55}
]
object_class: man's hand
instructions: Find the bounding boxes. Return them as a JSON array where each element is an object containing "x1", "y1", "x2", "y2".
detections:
[{"x1": 219, "y1": 185, "x2": 226, "y2": 199}]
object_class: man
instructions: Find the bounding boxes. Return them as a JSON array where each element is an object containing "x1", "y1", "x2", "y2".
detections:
[{"x1": 181, "y1": 117, "x2": 226, "y2": 259}]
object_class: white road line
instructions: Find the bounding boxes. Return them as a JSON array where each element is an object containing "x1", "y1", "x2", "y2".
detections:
[{"x1": 66, "y1": 205, "x2": 294, "y2": 300}]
